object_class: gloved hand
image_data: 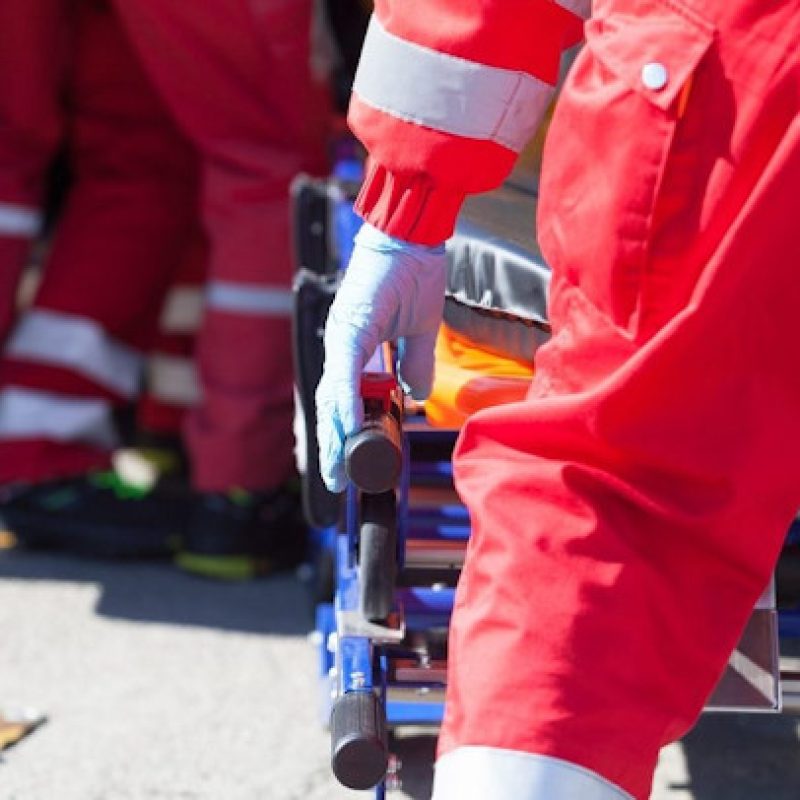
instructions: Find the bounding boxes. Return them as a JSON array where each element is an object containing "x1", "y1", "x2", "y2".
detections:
[{"x1": 316, "y1": 222, "x2": 447, "y2": 492}]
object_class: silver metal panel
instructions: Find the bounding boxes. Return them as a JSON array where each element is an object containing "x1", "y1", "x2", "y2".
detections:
[
  {"x1": 405, "y1": 540, "x2": 465, "y2": 570},
  {"x1": 705, "y1": 607, "x2": 780, "y2": 712},
  {"x1": 780, "y1": 668, "x2": 800, "y2": 713}
]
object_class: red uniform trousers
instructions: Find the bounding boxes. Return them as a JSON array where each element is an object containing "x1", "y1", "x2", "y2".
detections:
[
  {"x1": 113, "y1": 0, "x2": 329, "y2": 491},
  {"x1": 138, "y1": 230, "x2": 208, "y2": 437},
  {"x1": 0, "y1": 0, "x2": 199, "y2": 483},
  {"x1": 0, "y1": 0, "x2": 327, "y2": 491},
  {"x1": 0, "y1": 0, "x2": 70, "y2": 341},
  {"x1": 442, "y1": 1, "x2": 800, "y2": 797}
]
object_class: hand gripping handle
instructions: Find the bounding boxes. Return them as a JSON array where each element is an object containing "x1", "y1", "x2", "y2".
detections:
[{"x1": 344, "y1": 372, "x2": 402, "y2": 494}]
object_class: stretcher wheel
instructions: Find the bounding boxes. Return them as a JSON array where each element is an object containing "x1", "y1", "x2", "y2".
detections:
[
  {"x1": 330, "y1": 690, "x2": 388, "y2": 789},
  {"x1": 359, "y1": 491, "x2": 397, "y2": 622}
]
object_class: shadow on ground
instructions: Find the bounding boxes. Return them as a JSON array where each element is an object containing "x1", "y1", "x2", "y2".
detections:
[
  {"x1": 2, "y1": 545, "x2": 798, "y2": 799},
  {"x1": 0, "y1": 545, "x2": 315, "y2": 636},
  {"x1": 675, "y1": 712, "x2": 800, "y2": 800}
]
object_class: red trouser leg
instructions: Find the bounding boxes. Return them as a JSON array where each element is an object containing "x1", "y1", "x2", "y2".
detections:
[
  {"x1": 113, "y1": 0, "x2": 329, "y2": 491},
  {"x1": 138, "y1": 228, "x2": 207, "y2": 436},
  {"x1": 438, "y1": 2, "x2": 800, "y2": 798},
  {"x1": 0, "y1": 1, "x2": 198, "y2": 484},
  {"x1": 0, "y1": 0, "x2": 70, "y2": 341}
]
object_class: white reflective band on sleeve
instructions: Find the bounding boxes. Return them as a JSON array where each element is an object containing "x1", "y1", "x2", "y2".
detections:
[
  {"x1": 353, "y1": 16, "x2": 555, "y2": 153},
  {"x1": 0, "y1": 203, "x2": 42, "y2": 238},
  {"x1": 432, "y1": 747, "x2": 633, "y2": 800},
  {"x1": 0, "y1": 388, "x2": 117, "y2": 448},
  {"x1": 206, "y1": 281, "x2": 293, "y2": 317},
  {"x1": 146, "y1": 355, "x2": 201, "y2": 407},
  {"x1": 159, "y1": 286, "x2": 204, "y2": 334},
  {"x1": 6, "y1": 309, "x2": 143, "y2": 399},
  {"x1": 555, "y1": 0, "x2": 592, "y2": 19}
]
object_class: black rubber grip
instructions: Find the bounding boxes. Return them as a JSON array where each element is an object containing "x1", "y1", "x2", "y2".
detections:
[
  {"x1": 330, "y1": 691, "x2": 388, "y2": 790},
  {"x1": 359, "y1": 490, "x2": 397, "y2": 622},
  {"x1": 344, "y1": 413, "x2": 402, "y2": 494}
]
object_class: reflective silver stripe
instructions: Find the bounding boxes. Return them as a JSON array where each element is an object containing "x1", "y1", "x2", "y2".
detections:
[
  {"x1": 146, "y1": 355, "x2": 200, "y2": 406},
  {"x1": 353, "y1": 16, "x2": 554, "y2": 153},
  {"x1": 6, "y1": 309, "x2": 142, "y2": 399},
  {"x1": 0, "y1": 388, "x2": 117, "y2": 448},
  {"x1": 555, "y1": 0, "x2": 592, "y2": 19},
  {"x1": 728, "y1": 647, "x2": 779, "y2": 705},
  {"x1": 159, "y1": 286, "x2": 204, "y2": 333},
  {"x1": 206, "y1": 281, "x2": 293, "y2": 317},
  {"x1": 756, "y1": 576, "x2": 775, "y2": 609},
  {"x1": 0, "y1": 203, "x2": 42, "y2": 237},
  {"x1": 432, "y1": 747, "x2": 633, "y2": 800}
]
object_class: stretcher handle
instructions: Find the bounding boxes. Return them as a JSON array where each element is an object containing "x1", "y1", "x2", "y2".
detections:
[
  {"x1": 344, "y1": 373, "x2": 402, "y2": 494},
  {"x1": 331, "y1": 690, "x2": 389, "y2": 790}
]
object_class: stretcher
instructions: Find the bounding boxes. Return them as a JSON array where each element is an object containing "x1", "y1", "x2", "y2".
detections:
[{"x1": 291, "y1": 162, "x2": 800, "y2": 796}]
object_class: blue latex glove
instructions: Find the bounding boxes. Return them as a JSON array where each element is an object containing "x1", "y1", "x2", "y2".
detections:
[{"x1": 316, "y1": 222, "x2": 447, "y2": 492}]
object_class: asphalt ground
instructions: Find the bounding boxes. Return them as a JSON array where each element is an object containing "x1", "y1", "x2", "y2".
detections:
[{"x1": 0, "y1": 549, "x2": 798, "y2": 800}]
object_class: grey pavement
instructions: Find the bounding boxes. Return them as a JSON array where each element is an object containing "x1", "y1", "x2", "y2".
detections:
[{"x1": 0, "y1": 549, "x2": 798, "y2": 799}]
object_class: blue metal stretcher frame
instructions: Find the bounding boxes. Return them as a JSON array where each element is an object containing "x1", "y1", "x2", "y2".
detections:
[{"x1": 313, "y1": 171, "x2": 799, "y2": 798}]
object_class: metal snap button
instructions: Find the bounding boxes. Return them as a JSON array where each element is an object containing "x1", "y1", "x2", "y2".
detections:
[{"x1": 641, "y1": 62, "x2": 669, "y2": 91}]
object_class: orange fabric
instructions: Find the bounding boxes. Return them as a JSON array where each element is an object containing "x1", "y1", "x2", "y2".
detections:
[{"x1": 425, "y1": 324, "x2": 534, "y2": 429}]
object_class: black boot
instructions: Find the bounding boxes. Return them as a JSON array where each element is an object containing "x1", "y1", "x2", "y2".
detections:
[
  {"x1": 0, "y1": 471, "x2": 188, "y2": 558},
  {"x1": 176, "y1": 482, "x2": 308, "y2": 580}
]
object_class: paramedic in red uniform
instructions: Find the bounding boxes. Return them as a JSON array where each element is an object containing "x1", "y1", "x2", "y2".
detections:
[
  {"x1": 0, "y1": 0, "x2": 207, "y2": 449},
  {"x1": 0, "y1": 0, "x2": 327, "y2": 576},
  {"x1": 112, "y1": 0, "x2": 329, "y2": 576},
  {"x1": 316, "y1": 0, "x2": 800, "y2": 797},
  {"x1": 0, "y1": 0, "x2": 70, "y2": 342},
  {"x1": 0, "y1": 0, "x2": 202, "y2": 544}
]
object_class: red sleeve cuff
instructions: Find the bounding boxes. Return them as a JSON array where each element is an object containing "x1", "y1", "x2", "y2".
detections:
[{"x1": 354, "y1": 160, "x2": 465, "y2": 246}]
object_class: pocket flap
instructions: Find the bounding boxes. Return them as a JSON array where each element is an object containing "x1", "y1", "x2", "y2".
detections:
[{"x1": 585, "y1": 0, "x2": 715, "y2": 111}]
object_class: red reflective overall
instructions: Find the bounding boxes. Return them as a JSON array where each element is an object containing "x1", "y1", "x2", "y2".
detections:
[
  {"x1": 0, "y1": 0, "x2": 199, "y2": 481},
  {"x1": 0, "y1": 0, "x2": 327, "y2": 491},
  {"x1": 349, "y1": 0, "x2": 800, "y2": 796},
  {"x1": 112, "y1": 0, "x2": 329, "y2": 490}
]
